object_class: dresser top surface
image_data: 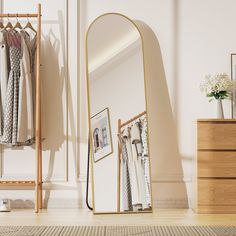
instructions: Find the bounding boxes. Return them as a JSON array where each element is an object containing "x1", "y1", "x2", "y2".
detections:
[{"x1": 198, "y1": 119, "x2": 236, "y2": 123}]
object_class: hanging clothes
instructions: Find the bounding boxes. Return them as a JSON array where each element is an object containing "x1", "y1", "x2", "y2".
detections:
[
  {"x1": 1, "y1": 30, "x2": 21, "y2": 146},
  {"x1": 123, "y1": 127, "x2": 141, "y2": 209},
  {"x1": 16, "y1": 30, "x2": 35, "y2": 144},
  {"x1": 119, "y1": 113, "x2": 152, "y2": 211},
  {"x1": 0, "y1": 27, "x2": 36, "y2": 147},
  {"x1": 118, "y1": 132, "x2": 133, "y2": 211},
  {"x1": 130, "y1": 122, "x2": 148, "y2": 210},
  {"x1": 0, "y1": 29, "x2": 9, "y2": 136},
  {"x1": 25, "y1": 29, "x2": 37, "y2": 116},
  {"x1": 140, "y1": 116, "x2": 151, "y2": 208}
]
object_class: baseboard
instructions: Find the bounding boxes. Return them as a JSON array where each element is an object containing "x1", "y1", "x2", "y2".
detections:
[
  {"x1": 78, "y1": 173, "x2": 192, "y2": 183},
  {"x1": 9, "y1": 198, "x2": 190, "y2": 209},
  {"x1": 153, "y1": 199, "x2": 189, "y2": 209},
  {"x1": 0, "y1": 174, "x2": 67, "y2": 182},
  {"x1": 10, "y1": 198, "x2": 86, "y2": 209}
]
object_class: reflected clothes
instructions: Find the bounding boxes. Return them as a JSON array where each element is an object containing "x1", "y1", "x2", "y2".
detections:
[
  {"x1": 118, "y1": 133, "x2": 132, "y2": 211},
  {"x1": 123, "y1": 127, "x2": 140, "y2": 208},
  {"x1": 140, "y1": 116, "x2": 151, "y2": 207},
  {"x1": 119, "y1": 114, "x2": 151, "y2": 211},
  {"x1": 0, "y1": 29, "x2": 36, "y2": 146},
  {"x1": 131, "y1": 123, "x2": 148, "y2": 210}
]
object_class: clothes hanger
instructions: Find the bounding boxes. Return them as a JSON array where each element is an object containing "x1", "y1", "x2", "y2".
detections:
[
  {"x1": 13, "y1": 15, "x2": 22, "y2": 30},
  {"x1": 24, "y1": 14, "x2": 36, "y2": 33},
  {"x1": 4, "y1": 15, "x2": 13, "y2": 30}
]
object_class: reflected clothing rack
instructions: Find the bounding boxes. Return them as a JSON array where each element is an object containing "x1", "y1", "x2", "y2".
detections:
[
  {"x1": 117, "y1": 111, "x2": 147, "y2": 212},
  {"x1": 0, "y1": 4, "x2": 42, "y2": 213}
]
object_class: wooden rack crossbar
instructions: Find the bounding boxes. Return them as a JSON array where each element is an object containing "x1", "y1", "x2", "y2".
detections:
[
  {"x1": 0, "y1": 181, "x2": 35, "y2": 187},
  {"x1": 0, "y1": 4, "x2": 42, "y2": 213},
  {"x1": 120, "y1": 111, "x2": 147, "y2": 128},
  {"x1": 117, "y1": 111, "x2": 147, "y2": 212},
  {"x1": 0, "y1": 14, "x2": 38, "y2": 17}
]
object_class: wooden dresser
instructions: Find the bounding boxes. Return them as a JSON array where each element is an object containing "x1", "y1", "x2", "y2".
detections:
[{"x1": 197, "y1": 119, "x2": 236, "y2": 213}]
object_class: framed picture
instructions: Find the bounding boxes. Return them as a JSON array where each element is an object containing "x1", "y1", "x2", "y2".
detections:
[
  {"x1": 231, "y1": 54, "x2": 236, "y2": 118},
  {"x1": 90, "y1": 108, "x2": 113, "y2": 162}
]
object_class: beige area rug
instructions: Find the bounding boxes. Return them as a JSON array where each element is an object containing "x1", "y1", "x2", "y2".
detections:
[{"x1": 0, "y1": 226, "x2": 236, "y2": 236}]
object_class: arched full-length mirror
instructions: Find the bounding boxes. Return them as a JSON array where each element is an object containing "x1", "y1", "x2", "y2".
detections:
[{"x1": 86, "y1": 13, "x2": 152, "y2": 214}]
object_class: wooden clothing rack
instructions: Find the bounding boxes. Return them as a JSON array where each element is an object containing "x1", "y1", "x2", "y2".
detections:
[
  {"x1": 0, "y1": 4, "x2": 42, "y2": 213},
  {"x1": 117, "y1": 111, "x2": 147, "y2": 212}
]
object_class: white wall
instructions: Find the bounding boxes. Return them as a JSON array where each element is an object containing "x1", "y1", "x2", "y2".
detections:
[
  {"x1": 0, "y1": 0, "x2": 83, "y2": 209},
  {"x1": 1, "y1": 0, "x2": 67, "y2": 182},
  {"x1": 1, "y1": 0, "x2": 236, "y2": 209},
  {"x1": 79, "y1": 0, "x2": 236, "y2": 209}
]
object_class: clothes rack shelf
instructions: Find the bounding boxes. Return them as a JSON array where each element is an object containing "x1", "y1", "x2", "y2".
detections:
[{"x1": 0, "y1": 4, "x2": 42, "y2": 213}]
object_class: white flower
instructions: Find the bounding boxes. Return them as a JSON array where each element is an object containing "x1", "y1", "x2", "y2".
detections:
[{"x1": 200, "y1": 73, "x2": 236, "y2": 100}]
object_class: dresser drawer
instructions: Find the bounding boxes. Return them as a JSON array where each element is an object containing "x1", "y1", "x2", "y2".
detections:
[
  {"x1": 197, "y1": 205, "x2": 236, "y2": 214},
  {"x1": 198, "y1": 179, "x2": 236, "y2": 205},
  {"x1": 198, "y1": 151, "x2": 236, "y2": 177},
  {"x1": 198, "y1": 122, "x2": 236, "y2": 150}
]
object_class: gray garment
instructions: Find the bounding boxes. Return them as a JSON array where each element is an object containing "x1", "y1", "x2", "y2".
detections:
[
  {"x1": 123, "y1": 127, "x2": 140, "y2": 207},
  {"x1": 17, "y1": 31, "x2": 35, "y2": 144},
  {"x1": 12, "y1": 55, "x2": 20, "y2": 146},
  {"x1": 0, "y1": 29, "x2": 9, "y2": 136},
  {"x1": 1, "y1": 46, "x2": 21, "y2": 146},
  {"x1": 1, "y1": 30, "x2": 21, "y2": 146},
  {"x1": 118, "y1": 133, "x2": 132, "y2": 211}
]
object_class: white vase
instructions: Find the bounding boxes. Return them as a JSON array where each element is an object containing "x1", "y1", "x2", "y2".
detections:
[{"x1": 217, "y1": 99, "x2": 224, "y2": 119}]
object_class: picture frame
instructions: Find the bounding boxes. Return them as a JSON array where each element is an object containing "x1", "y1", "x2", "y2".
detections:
[
  {"x1": 90, "y1": 108, "x2": 113, "y2": 163},
  {"x1": 231, "y1": 53, "x2": 236, "y2": 118}
]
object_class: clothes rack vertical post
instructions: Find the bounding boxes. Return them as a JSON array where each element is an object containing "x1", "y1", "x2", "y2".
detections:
[
  {"x1": 0, "y1": 4, "x2": 42, "y2": 213},
  {"x1": 117, "y1": 111, "x2": 147, "y2": 212},
  {"x1": 117, "y1": 119, "x2": 121, "y2": 212}
]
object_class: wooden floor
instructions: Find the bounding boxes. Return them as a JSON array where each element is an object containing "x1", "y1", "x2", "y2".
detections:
[{"x1": 0, "y1": 209, "x2": 236, "y2": 226}]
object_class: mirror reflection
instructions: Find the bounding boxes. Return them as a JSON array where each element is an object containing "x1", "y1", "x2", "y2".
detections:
[{"x1": 87, "y1": 13, "x2": 152, "y2": 213}]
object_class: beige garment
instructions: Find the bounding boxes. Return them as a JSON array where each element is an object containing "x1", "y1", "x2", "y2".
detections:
[
  {"x1": 30, "y1": 31, "x2": 46, "y2": 141},
  {"x1": 130, "y1": 123, "x2": 148, "y2": 210},
  {"x1": 17, "y1": 31, "x2": 34, "y2": 143},
  {"x1": 0, "y1": 29, "x2": 9, "y2": 135}
]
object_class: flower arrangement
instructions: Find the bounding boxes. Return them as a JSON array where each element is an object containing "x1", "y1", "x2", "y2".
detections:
[{"x1": 200, "y1": 73, "x2": 236, "y2": 101}]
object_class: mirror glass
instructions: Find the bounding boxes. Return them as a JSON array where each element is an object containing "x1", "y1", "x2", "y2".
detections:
[{"x1": 87, "y1": 13, "x2": 152, "y2": 213}]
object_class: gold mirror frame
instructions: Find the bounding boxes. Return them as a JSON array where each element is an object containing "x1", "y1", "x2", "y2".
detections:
[{"x1": 86, "y1": 12, "x2": 153, "y2": 215}]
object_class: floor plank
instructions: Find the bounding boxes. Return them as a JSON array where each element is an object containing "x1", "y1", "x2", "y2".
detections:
[{"x1": 0, "y1": 209, "x2": 236, "y2": 226}]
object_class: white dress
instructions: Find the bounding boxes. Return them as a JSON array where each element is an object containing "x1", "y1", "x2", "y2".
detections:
[
  {"x1": 130, "y1": 123, "x2": 148, "y2": 210},
  {"x1": 0, "y1": 29, "x2": 9, "y2": 136},
  {"x1": 140, "y1": 116, "x2": 151, "y2": 208},
  {"x1": 17, "y1": 31, "x2": 34, "y2": 143}
]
